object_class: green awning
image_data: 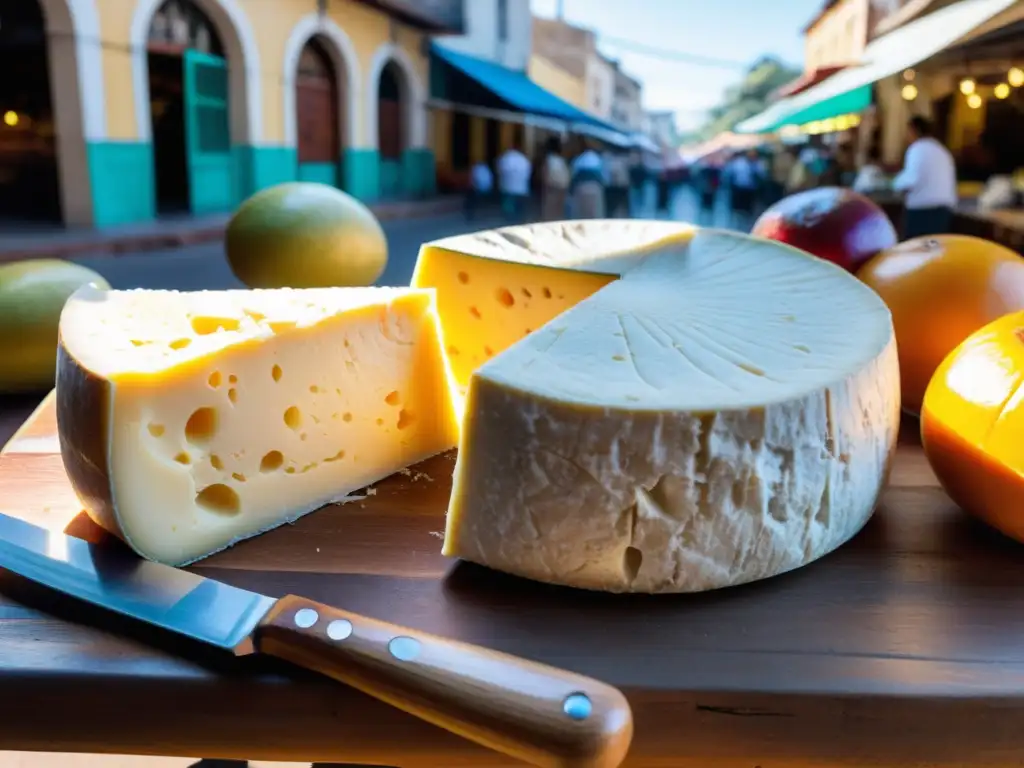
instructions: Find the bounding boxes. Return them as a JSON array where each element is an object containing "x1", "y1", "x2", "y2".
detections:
[
  {"x1": 768, "y1": 85, "x2": 872, "y2": 131},
  {"x1": 736, "y1": 0, "x2": 1020, "y2": 134}
]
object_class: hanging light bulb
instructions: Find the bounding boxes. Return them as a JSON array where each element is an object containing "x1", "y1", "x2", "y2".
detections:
[
  {"x1": 959, "y1": 78, "x2": 977, "y2": 95},
  {"x1": 901, "y1": 84, "x2": 918, "y2": 100},
  {"x1": 967, "y1": 93, "x2": 983, "y2": 109},
  {"x1": 995, "y1": 83, "x2": 1011, "y2": 99},
  {"x1": 1009, "y1": 67, "x2": 1024, "y2": 88}
]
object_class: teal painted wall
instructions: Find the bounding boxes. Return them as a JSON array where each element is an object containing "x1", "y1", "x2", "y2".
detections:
[
  {"x1": 84, "y1": 144, "x2": 433, "y2": 228},
  {"x1": 87, "y1": 141, "x2": 155, "y2": 227},
  {"x1": 380, "y1": 159, "x2": 402, "y2": 198},
  {"x1": 343, "y1": 149, "x2": 381, "y2": 201},
  {"x1": 402, "y1": 148, "x2": 436, "y2": 198},
  {"x1": 234, "y1": 145, "x2": 297, "y2": 201},
  {"x1": 298, "y1": 162, "x2": 339, "y2": 187}
]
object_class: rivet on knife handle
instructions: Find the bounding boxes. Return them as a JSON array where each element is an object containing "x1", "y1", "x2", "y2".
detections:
[{"x1": 255, "y1": 595, "x2": 634, "y2": 768}]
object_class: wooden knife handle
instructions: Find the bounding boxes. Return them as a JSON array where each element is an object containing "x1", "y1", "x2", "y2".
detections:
[{"x1": 255, "y1": 595, "x2": 633, "y2": 768}]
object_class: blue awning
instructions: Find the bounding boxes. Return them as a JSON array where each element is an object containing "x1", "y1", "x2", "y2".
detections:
[{"x1": 430, "y1": 44, "x2": 623, "y2": 135}]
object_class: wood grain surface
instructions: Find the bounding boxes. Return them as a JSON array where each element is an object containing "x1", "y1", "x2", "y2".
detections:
[{"x1": 3, "y1": 392, "x2": 1024, "y2": 767}]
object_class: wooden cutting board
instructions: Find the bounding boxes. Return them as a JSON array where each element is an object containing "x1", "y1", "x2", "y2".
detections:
[{"x1": 3, "y1": 392, "x2": 1024, "y2": 768}]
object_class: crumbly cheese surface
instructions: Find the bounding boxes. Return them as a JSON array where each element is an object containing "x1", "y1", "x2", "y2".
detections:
[
  {"x1": 416, "y1": 224, "x2": 901, "y2": 593},
  {"x1": 57, "y1": 285, "x2": 460, "y2": 565}
]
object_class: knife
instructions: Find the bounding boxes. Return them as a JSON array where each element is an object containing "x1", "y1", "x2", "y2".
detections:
[{"x1": 0, "y1": 512, "x2": 633, "y2": 768}]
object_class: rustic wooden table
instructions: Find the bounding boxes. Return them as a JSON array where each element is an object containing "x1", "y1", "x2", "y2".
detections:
[{"x1": 2, "y1": 392, "x2": 1024, "y2": 767}]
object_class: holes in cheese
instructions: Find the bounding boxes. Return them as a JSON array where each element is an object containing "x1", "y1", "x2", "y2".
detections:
[
  {"x1": 195, "y1": 483, "x2": 240, "y2": 515},
  {"x1": 191, "y1": 316, "x2": 241, "y2": 335},
  {"x1": 185, "y1": 407, "x2": 218, "y2": 445},
  {"x1": 56, "y1": 284, "x2": 460, "y2": 566},
  {"x1": 283, "y1": 405, "x2": 302, "y2": 430},
  {"x1": 412, "y1": 222, "x2": 900, "y2": 594},
  {"x1": 260, "y1": 450, "x2": 284, "y2": 472}
]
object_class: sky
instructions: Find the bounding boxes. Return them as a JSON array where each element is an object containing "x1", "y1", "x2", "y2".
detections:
[{"x1": 530, "y1": 0, "x2": 823, "y2": 133}]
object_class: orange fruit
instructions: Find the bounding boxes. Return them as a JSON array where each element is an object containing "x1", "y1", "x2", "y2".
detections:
[
  {"x1": 857, "y1": 235, "x2": 1024, "y2": 414},
  {"x1": 921, "y1": 311, "x2": 1024, "y2": 542}
]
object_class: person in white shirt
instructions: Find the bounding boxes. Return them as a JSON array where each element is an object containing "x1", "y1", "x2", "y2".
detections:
[
  {"x1": 893, "y1": 116, "x2": 958, "y2": 238},
  {"x1": 465, "y1": 160, "x2": 493, "y2": 222},
  {"x1": 496, "y1": 141, "x2": 532, "y2": 223}
]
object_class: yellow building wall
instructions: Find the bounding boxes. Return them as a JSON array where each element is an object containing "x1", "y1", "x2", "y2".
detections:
[
  {"x1": 97, "y1": 0, "x2": 138, "y2": 141},
  {"x1": 94, "y1": 0, "x2": 430, "y2": 147},
  {"x1": 528, "y1": 54, "x2": 586, "y2": 109},
  {"x1": 804, "y1": 0, "x2": 869, "y2": 71}
]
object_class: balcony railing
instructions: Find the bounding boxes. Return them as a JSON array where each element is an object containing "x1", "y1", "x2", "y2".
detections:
[{"x1": 353, "y1": 0, "x2": 465, "y2": 33}]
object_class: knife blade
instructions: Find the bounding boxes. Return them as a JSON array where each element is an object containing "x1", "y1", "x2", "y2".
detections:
[{"x1": 0, "y1": 511, "x2": 633, "y2": 768}]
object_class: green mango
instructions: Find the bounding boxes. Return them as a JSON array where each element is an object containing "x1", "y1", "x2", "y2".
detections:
[{"x1": 0, "y1": 259, "x2": 110, "y2": 393}]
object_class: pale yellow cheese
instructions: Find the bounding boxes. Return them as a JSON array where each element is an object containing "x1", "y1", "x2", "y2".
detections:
[
  {"x1": 413, "y1": 222, "x2": 901, "y2": 594},
  {"x1": 411, "y1": 220, "x2": 687, "y2": 391},
  {"x1": 56, "y1": 285, "x2": 460, "y2": 566}
]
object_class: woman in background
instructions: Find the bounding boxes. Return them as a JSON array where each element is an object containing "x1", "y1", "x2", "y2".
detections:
[{"x1": 540, "y1": 135, "x2": 570, "y2": 221}]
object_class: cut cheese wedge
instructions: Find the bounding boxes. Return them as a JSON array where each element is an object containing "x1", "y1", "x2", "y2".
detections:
[
  {"x1": 414, "y1": 222, "x2": 901, "y2": 594},
  {"x1": 56, "y1": 285, "x2": 460, "y2": 566},
  {"x1": 412, "y1": 220, "x2": 687, "y2": 392}
]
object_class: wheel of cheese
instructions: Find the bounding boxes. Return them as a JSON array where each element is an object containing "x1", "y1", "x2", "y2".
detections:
[{"x1": 413, "y1": 222, "x2": 901, "y2": 593}]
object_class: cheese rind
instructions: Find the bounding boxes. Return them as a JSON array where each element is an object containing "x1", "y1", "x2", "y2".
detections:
[
  {"x1": 57, "y1": 285, "x2": 460, "y2": 566},
  {"x1": 428, "y1": 225, "x2": 901, "y2": 593}
]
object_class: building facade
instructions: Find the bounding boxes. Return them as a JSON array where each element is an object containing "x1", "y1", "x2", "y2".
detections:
[
  {"x1": 530, "y1": 16, "x2": 643, "y2": 130},
  {"x1": 645, "y1": 110, "x2": 679, "y2": 149},
  {"x1": 429, "y1": 0, "x2": 534, "y2": 190},
  {"x1": 3, "y1": 0, "x2": 462, "y2": 228},
  {"x1": 532, "y1": 16, "x2": 617, "y2": 118},
  {"x1": 611, "y1": 62, "x2": 644, "y2": 131},
  {"x1": 527, "y1": 54, "x2": 588, "y2": 108},
  {"x1": 435, "y1": 0, "x2": 531, "y2": 70},
  {"x1": 803, "y1": 0, "x2": 871, "y2": 71}
]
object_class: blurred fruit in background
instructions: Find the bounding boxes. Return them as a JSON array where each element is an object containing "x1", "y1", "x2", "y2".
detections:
[
  {"x1": 857, "y1": 235, "x2": 1024, "y2": 415},
  {"x1": 751, "y1": 187, "x2": 897, "y2": 273},
  {"x1": 921, "y1": 311, "x2": 1024, "y2": 544},
  {"x1": 226, "y1": 182, "x2": 388, "y2": 289},
  {"x1": 0, "y1": 260, "x2": 110, "y2": 393}
]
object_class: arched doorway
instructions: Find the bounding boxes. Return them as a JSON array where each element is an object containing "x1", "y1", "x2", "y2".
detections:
[
  {"x1": 146, "y1": 0, "x2": 231, "y2": 214},
  {"x1": 0, "y1": 0, "x2": 61, "y2": 223},
  {"x1": 377, "y1": 60, "x2": 407, "y2": 198},
  {"x1": 296, "y1": 37, "x2": 341, "y2": 187}
]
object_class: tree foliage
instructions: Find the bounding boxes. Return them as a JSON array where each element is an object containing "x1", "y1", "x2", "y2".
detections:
[{"x1": 691, "y1": 56, "x2": 801, "y2": 142}]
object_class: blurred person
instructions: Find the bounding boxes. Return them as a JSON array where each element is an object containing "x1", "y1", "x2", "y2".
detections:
[
  {"x1": 893, "y1": 116, "x2": 958, "y2": 238},
  {"x1": 628, "y1": 152, "x2": 644, "y2": 216},
  {"x1": 570, "y1": 140, "x2": 607, "y2": 219},
  {"x1": 606, "y1": 149, "x2": 631, "y2": 217},
  {"x1": 465, "y1": 158, "x2": 493, "y2": 222},
  {"x1": 496, "y1": 139, "x2": 532, "y2": 223},
  {"x1": 852, "y1": 145, "x2": 887, "y2": 194},
  {"x1": 693, "y1": 161, "x2": 720, "y2": 226},
  {"x1": 725, "y1": 149, "x2": 762, "y2": 230},
  {"x1": 766, "y1": 145, "x2": 795, "y2": 205},
  {"x1": 539, "y1": 135, "x2": 570, "y2": 221}
]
